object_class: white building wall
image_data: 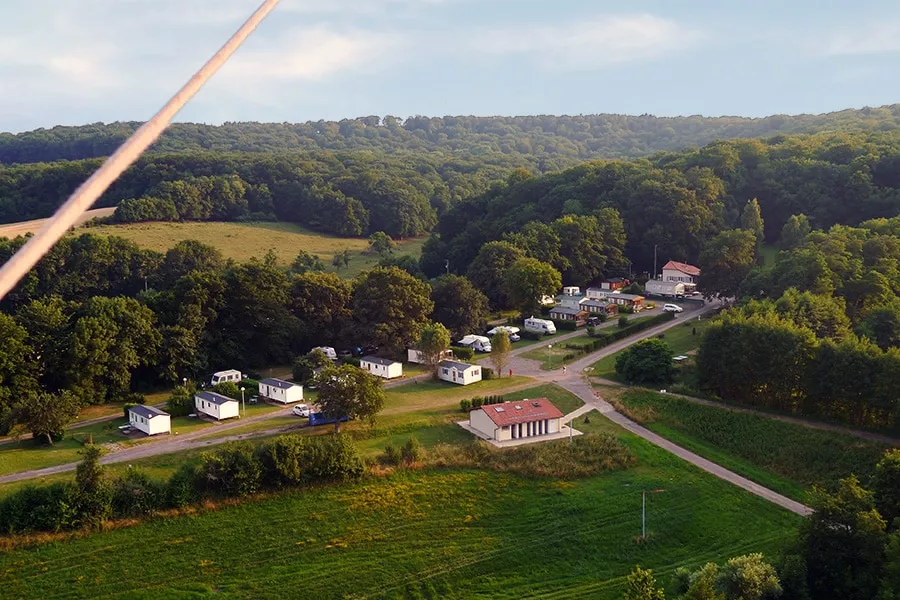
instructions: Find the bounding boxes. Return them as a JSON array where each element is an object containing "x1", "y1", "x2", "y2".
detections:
[
  {"x1": 548, "y1": 417, "x2": 561, "y2": 434},
  {"x1": 469, "y1": 409, "x2": 497, "y2": 439},
  {"x1": 195, "y1": 397, "x2": 239, "y2": 420},
  {"x1": 386, "y1": 362, "x2": 402, "y2": 379},
  {"x1": 129, "y1": 411, "x2": 150, "y2": 435},
  {"x1": 218, "y1": 401, "x2": 240, "y2": 420}
]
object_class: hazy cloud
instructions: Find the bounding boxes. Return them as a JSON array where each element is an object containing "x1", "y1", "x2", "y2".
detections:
[{"x1": 819, "y1": 19, "x2": 900, "y2": 56}]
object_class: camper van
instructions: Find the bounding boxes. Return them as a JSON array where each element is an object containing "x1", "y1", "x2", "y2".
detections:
[
  {"x1": 457, "y1": 335, "x2": 493, "y2": 353},
  {"x1": 311, "y1": 346, "x2": 338, "y2": 360},
  {"x1": 210, "y1": 369, "x2": 242, "y2": 386},
  {"x1": 524, "y1": 317, "x2": 557, "y2": 335}
]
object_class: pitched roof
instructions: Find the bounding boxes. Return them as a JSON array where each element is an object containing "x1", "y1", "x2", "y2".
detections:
[
  {"x1": 361, "y1": 356, "x2": 399, "y2": 367},
  {"x1": 438, "y1": 359, "x2": 478, "y2": 371},
  {"x1": 195, "y1": 391, "x2": 237, "y2": 405},
  {"x1": 612, "y1": 293, "x2": 644, "y2": 301},
  {"x1": 259, "y1": 377, "x2": 297, "y2": 390},
  {"x1": 550, "y1": 306, "x2": 587, "y2": 316},
  {"x1": 662, "y1": 260, "x2": 700, "y2": 276},
  {"x1": 477, "y1": 398, "x2": 564, "y2": 427},
  {"x1": 602, "y1": 277, "x2": 625, "y2": 283},
  {"x1": 129, "y1": 405, "x2": 169, "y2": 419},
  {"x1": 581, "y1": 298, "x2": 608, "y2": 308}
]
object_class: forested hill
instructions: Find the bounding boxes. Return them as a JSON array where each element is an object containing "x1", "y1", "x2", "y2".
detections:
[{"x1": 3, "y1": 105, "x2": 900, "y2": 165}]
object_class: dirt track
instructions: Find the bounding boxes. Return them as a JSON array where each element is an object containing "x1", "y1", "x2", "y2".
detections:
[{"x1": 0, "y1": 207, "x2": 116, "y2": 238}]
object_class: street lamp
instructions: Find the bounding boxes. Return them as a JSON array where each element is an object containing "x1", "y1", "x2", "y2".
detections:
[
  {"x1": 240, "y1": 386, "x2": 246, "y2": 418},
  {"x1": 547, "y1": 344, "x2": 553, "y2": 370},
  {"x1": 182, "y1": 377, "x2": 187, "y2": 388}
]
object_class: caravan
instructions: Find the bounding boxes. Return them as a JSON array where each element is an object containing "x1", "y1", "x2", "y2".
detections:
[
  {"x1": 524, "y1": 317, "x2": 557, "y2": 335},
  {"x1": 457, "y1": 335, "x2": 493, "y2": 353}
]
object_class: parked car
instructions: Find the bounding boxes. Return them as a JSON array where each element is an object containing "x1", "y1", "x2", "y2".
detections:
[
  {"x1": 291, "y1": 404, "x2": 311, "y2": 417},
  {"x1": 663, "y1": 304, "x2": 684, "y2": 313},
  {"x1": 337, "y1": 349, "x2": 353, "y2": 359},
  {"x1": 587, "y1": 316, "x2": 602, "y2": 326}
]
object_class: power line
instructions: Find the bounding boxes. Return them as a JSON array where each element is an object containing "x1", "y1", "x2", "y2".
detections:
[{"x1": 0, "y1": 0, "x2": 282, "y2": 302}]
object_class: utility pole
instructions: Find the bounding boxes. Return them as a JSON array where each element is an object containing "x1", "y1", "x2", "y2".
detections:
[
  {"x1": 653, "y1": 245, "x2": 658, "y2": 281},
  {"x1": 642, "y1": 491, "x2": 646, "y2": 539},
  {"x1": 445, "y1": 259, "x2": 450, "y2": 275},
  {"x1": 548, "y1": 344, "x2": 553, "y2": 370},
  {"x1": 569, "y1": 417, "x2": 573, "y2": 442}
]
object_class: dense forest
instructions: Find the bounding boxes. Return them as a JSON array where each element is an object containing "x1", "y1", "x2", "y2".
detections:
[
  {"x1": 2, "y1": 105, "x2": 900, "y2": 165},
  {"x1": 423, "y1": 130, "x2": 900, "y2": 276}
]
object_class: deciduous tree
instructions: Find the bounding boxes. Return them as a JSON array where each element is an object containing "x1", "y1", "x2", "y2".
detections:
[
  {"x1": 490, "y1": 330, "x2": 511, "y2": 378},
  {"x1": 698, "y1": 229, "x2": 757, "y2": 299},
  {"x1": 623, "y1": 566, "x2": 665, "y2": 600},
  {"x1": 417, "y1": 323, "x2": 452, "y2": 376},
  {"x1": 16, "y1": 390, "x2": 81, "y2": 445},
  {"x1": 740, "y1": 198, "x2": 765, "y2": 244},
  {"x1": 430, "y1": 274, "x2": 490, "y2": 339},
  {"x1": 352, "y1": 267, "x2": 434, "y2": 353},
  {"x1": 315, "y1": 364, "x2": 386, "y2": 433},
  {"x1": 615, "y1": 339, "x2": 675, "y2": 385},
  {"x1": 503, "y1": 257, "x2": 562, "y2": 317},
  {"x1": 779, "y1": 214, "x2": 812, "y2": 249},
  {"x1": 467, "y1": 241, "x2": 525, "y2": 309}
]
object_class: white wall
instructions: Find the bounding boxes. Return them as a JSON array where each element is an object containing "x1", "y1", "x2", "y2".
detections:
[
  {"x1": 259, "y1": 382, "x2": 303, "y2": 404},
  {"x1": 362, "y1": 361, "x2": 403, "y2": 379},
  {"x1": 195, "y1": 396, "x2": 239, "y2": 420},
  {"x1": 129, "y1": 411, "x2": 171, "y2": 435},
  {"x1": 469, "y1": 409, "x2": 497, "y2": 439}
]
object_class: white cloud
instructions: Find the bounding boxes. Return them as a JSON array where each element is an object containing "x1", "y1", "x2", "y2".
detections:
[
  {"x1": 819, "y1": 19, "x2": 900, "y2": 56},
  {"x1": 470, "y1": 14, "x2": 703, "y2": 70}
]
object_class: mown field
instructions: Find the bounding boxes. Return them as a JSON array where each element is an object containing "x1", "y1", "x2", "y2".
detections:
[
  {"x1": 609, "y1": 388, "x2": 892, "y2": 502},
  {"x1": 81, "y1": 221, "x2": 427, "y2": 278},
  {"x1": 0, "y1": 412, "x2": 801, "y2": 599}
]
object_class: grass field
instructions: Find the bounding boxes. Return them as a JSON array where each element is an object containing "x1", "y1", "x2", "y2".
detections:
[
  {"x1": 82, "y1": 221, "x2": 427, "y2": 278},
  {"x1": 608, "y1": 389, "x2": 891, "y2": 502},
  {"x1": 590, "y1": 318, "x2": 712, "y2": 380},
  {"x1": 0, "y1": 411, "x2": 801, "y2": 599}
]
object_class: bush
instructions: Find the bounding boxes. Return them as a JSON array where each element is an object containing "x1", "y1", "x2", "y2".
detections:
[
  {"x1": 586, "y1": 325, "x2": 595, "y2": 336},
  {"x1": 459, "y1": 399, "x2": 472, "y2": 412},
  {"x1": 301, "y1": 435, "x2": 365, "y2": 482},
  {"x1": 482, "y1": 367, "x2": 496, "y2": 380},
  {"x1": 401, "y1": 438, "x2": 422, "y2": 465},
  {"x1": 123, "y1": 402, "x2": 139, "y2": 419},
  {"x1": 618, "y1": 316, "x2": 630, "y2": 328},
  {"x1": 166, "y1": 463, "x2": 201, "y2": 508},
  {"x1": 619, "y1": 305, "x2": 635, "y2": 314},
  {"x1": 166, "y1": 385, "x2": 194, "y2": 417},
  {"x1": 198, "y1": 442, "x2": 263, "y2": 497},
  {"x1": 551, "y1": 319, "x2": 577, "y2": 331},
  {"x1": 0, "y1": 483, "x2": 78, "y2": 534},
  {"x1": 471, "y1": 397, "x2": 483, "y2": 408},
  {"x1": 520, "y1": 330, "x2": 544, "y2": 341},
  {"x1": 615, "y1": 338, "x2": 676, "y2": 385},
  {"x1": 381, "y1": 444, "x2": 402, "y2": 466},
  {"x1": 451, "y1": 346, "x2": 475, "y2": 361},
  {"x1": 341, "y1": 356, "x2": 361, "y2": 367},
  {"x1": 211, "y1": 381, "x2": 241, "y2": 400},
  {"x1": 258, "y1": 435, "x2": 307, "y2": 487},
  {"x1": 112, "y1": 467, "x2": 166, "y2": 518}
]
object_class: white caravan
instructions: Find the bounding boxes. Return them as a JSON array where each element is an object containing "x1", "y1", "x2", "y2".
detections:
[
  {"x1": 457, "y1": 335, "x2": 493, "y2": 353},
  {"x1": 524, "y1": 317, "x2": 557, "y2": 335}
]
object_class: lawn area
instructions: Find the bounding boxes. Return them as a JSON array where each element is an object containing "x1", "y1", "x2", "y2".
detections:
[
  {"x1": 381, "y1": 375, "x2": 534, "y2": 416},
  {"x1": 0, "y1": 414, "x2": 801, "y2": 599},
  {"x1": 590, "y1": 317, "x2": 712, "y2": 379},
  {"x1": 759, "y1": 243, "x2": 780, "y2": 267},
  {"x1": 82, "y1": 221, "x2": 427, "y2": 278},
  {"x1": 0, "y1": 401, "x2": 285, "y2": 478},
  {"x1": 608, "y1": 388, "x2": 891, "y2": 502}
]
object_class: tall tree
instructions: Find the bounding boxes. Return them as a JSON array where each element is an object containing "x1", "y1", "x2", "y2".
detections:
[
  {"x1": 698, "y1": 229, "x2": 757, "y2": 299},
  {"x1": 467, "y1": 241, "x2": 525, "y2": 309},
  {"x1": 290, "y1": 250, "x2": 325, "y2": 274},
  {"x1": 417, "y1": 323, "x2": 452, "y2": 376},
  {"x1": 367, "y1": 231, "x2": 395, "y2": 257},
  {"x1": 779, "y1": 214, "x2": 812, "y2": 249},
  {"x1": 314, "y1": 364, "x2": 386, "y2": 433},
  {"x1": 623, "y1": 566, "x2": 666, "y2": 600},
  {"x1": 615, "y1": 338, "x2": 675, "y2": 385},
  {"x1": 352, "y1": 267, "x2": 434, "y2": 352},
  {"x1": 873, "y1": 449, "x2": 900, "y2": 529},
  {"x1": 0, "y1": 313, "x2": 37, "y2": 432},
  {"x1": 16, "y1": 389, "x2": 81, "y2": 445},
  {"x1": 552, "y1": 213, "x2": 625, "y2": 286},
  {"x1": 157, "y1": 240, "x2": 224, "y2": 287},
  {"x1": 503, "y1": 257, "x2": 562, "y2": 317},
  {"x1": 431, "y1": 274, "x2": 490, "y2": 339},
  {"x1": 290, "y1": 272, "x2": 352, "y2": 347},
  {"x1": 740, "y1": 198, "x2": 765, "y2": 244},
  {"x1": 503, "y1": 221, "x2": 566, "y2": 271},
  {"x1": 490, "y1": 330, "x2": 511, "y2": 378},
  {"x1": 774, "y1": 287, "x2": 852, "y2": 340}
]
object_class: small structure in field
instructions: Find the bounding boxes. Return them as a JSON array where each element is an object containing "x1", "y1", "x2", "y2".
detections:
[
  {"x1": 128, "y1": 405, "x2": 171, "y2": 436},
  {"x1": 258, "y1": 378, "x2": 304, "y2": 404},
  {"x1": 468, "y1": 398, "x2": 564, "y2": 442},
  {"x1": 360, "y1": 356, "x2": 403, "y2": 379},
  {"x1": 194, "y1": 391, "x2": 240, "y2": 421},
  {"x1": 437, "y1": 359, "x2": 482, "y2": 386}
]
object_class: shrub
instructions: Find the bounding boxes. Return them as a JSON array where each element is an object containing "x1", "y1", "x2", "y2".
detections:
[
  {"x1": 198, "y1": 442, "x2": 263, "y2": 497},
  {"x1": 166, "y1": 463, "x2": 201, "y2": 508},
  {"x1": 0, "y1": 483, "x2": 78, "y2": 534},
  {"x1": 451, "y1": 346, "x2": 475, "y2": 360},
  {"x1": 257, "y1": 435, "x2": 307, "y2": 487},
  {"x1": 586, "y1": 325, "x2": 595, "y2": 336},
  {"x1": 166, "y1": 385, "x2": 194, "y2": 417},
  {"x1": 341, "y1": 356, "x2": 361, "y2": 367},
  {"x1": 618, "y1": 316, "x2": 630, "y2": 328},
  {"x1": 482, "y1": 367, "x2": 496, "y2": 380},
  {"x1": 381, "y1": 444, "x2": 402, "y2": 466},
  {"x1": 551, "y1": 319, "x2": 577, "y2": 331},
  {"x1": 471, "y1": 397, "x2": 483, "y2": 408},
  {"x1": 616, "y1": 338, "x2": 676, "y2": 385},
  {"x1": 302, "y1": 435, "x2": 365, "y2": 482},
  {"x1": 211, "y1": 381, "x2": 241, "y2": 400},
  {"x1": 112, "y1": 467, "x2": 166, "y2": 518},
  {"x1": 459, "y1": 399, "x2": 472, "y2": 412},
  {"x1": 123, "y1": 402, "x2": 139, "y2": 419},
  {"x1": 619, "y1": 305, "x2": 635, "y2": 314},
  {"x1": 521, "y1": 330, "x2": 544, "y2": 341},
  {"x1": 401, "y1": 438, "x2": 422, "y2": 465}
]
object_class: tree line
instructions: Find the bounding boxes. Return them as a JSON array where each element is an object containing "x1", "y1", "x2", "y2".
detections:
[
  {"x1": 423, "y1": 130, "x2": 900, "y2": 276},
  {"x1": 0, "y1": 232, "x2": 496, "y2": 438},
  {"x1": 3, "y1": 106, "x2": 900, "y2": 165}
]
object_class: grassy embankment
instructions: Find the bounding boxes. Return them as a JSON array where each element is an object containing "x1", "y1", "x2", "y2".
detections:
[
  {"x1": 82, "y1": 221, "x2": 427, "y2": 279},
  {"x1": 0, "y1": 408, "x2": 801, "y2": 599},
  {"x1": 606, "y1": 388, "x2": 892, "y2": 503}
]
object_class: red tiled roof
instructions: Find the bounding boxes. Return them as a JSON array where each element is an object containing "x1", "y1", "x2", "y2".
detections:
[
  {"x1": 662, "y1": 260, "x2": 700, "y2": 276},
  {"x1": 478, "y1": 398, "x2": 564, "y2": 427}
]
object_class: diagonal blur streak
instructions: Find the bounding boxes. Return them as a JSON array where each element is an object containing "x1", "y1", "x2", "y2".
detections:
[{"x1": 0, "y1": 0, "x2": 282, "y2": 302}]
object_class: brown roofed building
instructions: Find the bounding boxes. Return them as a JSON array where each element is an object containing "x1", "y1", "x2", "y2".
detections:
[{"x1": 469, "y1": 398, "x2": 564, "y2": 441}]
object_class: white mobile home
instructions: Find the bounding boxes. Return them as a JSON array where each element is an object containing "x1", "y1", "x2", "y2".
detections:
[
  {"x1": 128, "y1": 405, "x2": 171, "y2": 436},
  {"x1": 194, "y1": 391, "x2": 240, "y2": 421},
  {"x1": 437, "y1": 360, "x2": 482, "y2": 386},
  {"x1": 645, "y1": 280, "x2": 686, "y2": 298},
  {"x1": 210, "y1": 369, "x2": 242, "y2": 386},
  {"x1": 360, "y1": 356, "x2": 403, "y2": 380},
  {"x1": 258, "y1": 378, "x2": 304, "y2": 404},
  {"x1": 468, "y1": 398, "x2": 564, "y2": 442},
  {"x1": 523, "y1": 317, "x2": 556, "y2": 335},
  {"x1": 407, "y1": 347, "x2": 452, "y2": 364}
]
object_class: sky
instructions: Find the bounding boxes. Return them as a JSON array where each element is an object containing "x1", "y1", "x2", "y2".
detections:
[{"x1": 1, "y1": 0, "x2": 899, "y2": 132}]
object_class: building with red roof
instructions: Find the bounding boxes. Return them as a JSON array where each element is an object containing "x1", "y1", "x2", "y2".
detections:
[
  {"x1": 661, "y1": 260, "x2": 701, "y2": 291},
  {"x1": 469, "y1": 398, "x2": 564, "y2": 441}
]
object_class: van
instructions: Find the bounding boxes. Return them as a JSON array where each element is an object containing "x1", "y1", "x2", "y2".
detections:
[
  {"x1": 457, "y1": 335, "x2": 492, "y2": 353},
  {"x1": 524, "y1": 317, "x2": 557, "y2": 335}
]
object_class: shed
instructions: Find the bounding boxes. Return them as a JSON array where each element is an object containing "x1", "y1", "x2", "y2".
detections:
[
  {"x1": 437, "y1": 359, "x2": 482, "y2": 386},
  {"x1": 128, "y1": 405, "x2": 171, "y2": 436}
]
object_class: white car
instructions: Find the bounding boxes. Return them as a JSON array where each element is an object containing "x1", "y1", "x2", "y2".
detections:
[
  {"x1": 291, "y1": 404, "x2": 311, "y2": 417},
  {"x1": 663, "y1": 304, "x2": 684, "y2": 313}
]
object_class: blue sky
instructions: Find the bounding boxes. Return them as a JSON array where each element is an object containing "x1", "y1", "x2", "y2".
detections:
[{"x1": 1, "y1": 0, "x2": 899, "y2": 132}]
